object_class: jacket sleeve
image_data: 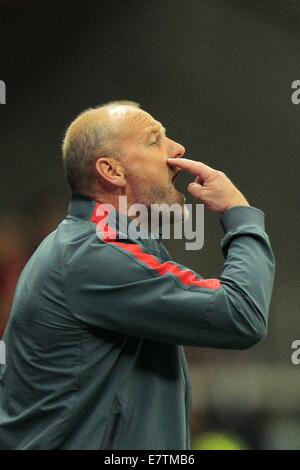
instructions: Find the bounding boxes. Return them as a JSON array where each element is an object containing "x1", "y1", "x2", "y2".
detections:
[{"x1": 64, "y1": 206, "x2": 276, "y2": 350}]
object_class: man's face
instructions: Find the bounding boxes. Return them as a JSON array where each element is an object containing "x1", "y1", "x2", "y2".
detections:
[{"x1": 117, "y1": 109, "x2": 186, "y2": 210}]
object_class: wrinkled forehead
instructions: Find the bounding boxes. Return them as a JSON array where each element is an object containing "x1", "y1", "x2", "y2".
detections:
[{"x1": 110, "y1": 108, "x2": 163, "y2": 141}]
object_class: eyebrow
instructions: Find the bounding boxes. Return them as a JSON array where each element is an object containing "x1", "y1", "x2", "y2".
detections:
[{"x1": 147, "y1": 126, "x2": 167, "y2": 137}]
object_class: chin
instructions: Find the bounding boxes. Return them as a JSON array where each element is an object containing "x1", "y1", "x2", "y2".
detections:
[
  {"x1": 170, "y1": 187, "x2": 185, "y2": 207},
  {"x1": 175, "y1": 191, "x2": 185, "y2": 206}
]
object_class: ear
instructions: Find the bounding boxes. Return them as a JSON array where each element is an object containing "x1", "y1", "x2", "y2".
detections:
[{"x1": 95, "y1": 157, "x2": 126, "y2": 188}]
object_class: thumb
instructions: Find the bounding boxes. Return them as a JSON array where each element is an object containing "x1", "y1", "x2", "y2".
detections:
[{"x1": 188, "y1": 180, "x2": 205, "y2": 199}]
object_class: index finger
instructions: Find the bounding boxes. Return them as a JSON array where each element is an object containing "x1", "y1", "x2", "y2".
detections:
[{"x1": 167, "y1": 158, "x2": 215, "y2": 183}]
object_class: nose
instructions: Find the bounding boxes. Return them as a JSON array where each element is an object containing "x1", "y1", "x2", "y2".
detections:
[{"x1": 168, "y1": 139, "x2": 185, "y2": 159}]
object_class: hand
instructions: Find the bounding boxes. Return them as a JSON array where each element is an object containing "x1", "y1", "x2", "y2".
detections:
[{"x1": 167, "y1": 158, "x2": 250, "y2": 214}]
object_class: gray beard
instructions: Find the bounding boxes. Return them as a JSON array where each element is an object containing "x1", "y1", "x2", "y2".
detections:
[{"x1": 129, "y1": 184, "x2": 187, "y2": 233}]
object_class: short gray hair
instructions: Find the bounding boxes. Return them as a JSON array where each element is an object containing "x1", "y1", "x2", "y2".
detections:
[{"x1": 62, "y1": 100, "x2": 140, "y2": 193}]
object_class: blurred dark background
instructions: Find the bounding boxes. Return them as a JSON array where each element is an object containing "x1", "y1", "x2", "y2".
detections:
[{"x1": 0, "y1": 0, "x2": 300, "y2": 449}]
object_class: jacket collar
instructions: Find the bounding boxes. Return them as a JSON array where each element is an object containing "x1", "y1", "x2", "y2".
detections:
[
  {"x1": 67, "y1": 192, "x2": 96, "y2": 221},
  {"x1": 66, "y1": 193, "x2": 168, "y2": 257}
]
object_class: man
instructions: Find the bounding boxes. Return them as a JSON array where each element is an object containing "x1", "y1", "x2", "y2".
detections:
[{"x1": 0, "y1": 100, "x2": 275, "y2": 450}]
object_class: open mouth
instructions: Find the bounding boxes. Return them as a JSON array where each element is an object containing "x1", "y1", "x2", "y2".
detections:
[{"x1": 170, "y1": 169, "x2": 181, "y2": 187}]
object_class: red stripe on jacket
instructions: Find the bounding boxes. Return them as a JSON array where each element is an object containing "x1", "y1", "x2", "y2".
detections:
[{"x1": 91, "y1": 203, "x2": 221, "y2": 290}]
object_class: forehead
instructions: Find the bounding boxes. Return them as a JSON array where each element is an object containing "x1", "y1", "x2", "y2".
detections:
[{"x1": 118, "y1": 109, "x2": 165, "y2": 140}]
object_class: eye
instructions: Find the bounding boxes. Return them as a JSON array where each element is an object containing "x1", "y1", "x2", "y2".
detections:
[{"x1": 150, "y1": 136, "x2": 160, "y2": 145}]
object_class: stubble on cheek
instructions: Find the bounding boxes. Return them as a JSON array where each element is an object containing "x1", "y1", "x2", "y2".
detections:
[{"x1": 131, "y1": 177, "x2": 184, "y2": 208}]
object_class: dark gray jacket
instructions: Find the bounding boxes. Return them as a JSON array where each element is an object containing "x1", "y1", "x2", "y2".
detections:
[{"x1": 0, "y1": 193, "x2": 275, "y2": 449}]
